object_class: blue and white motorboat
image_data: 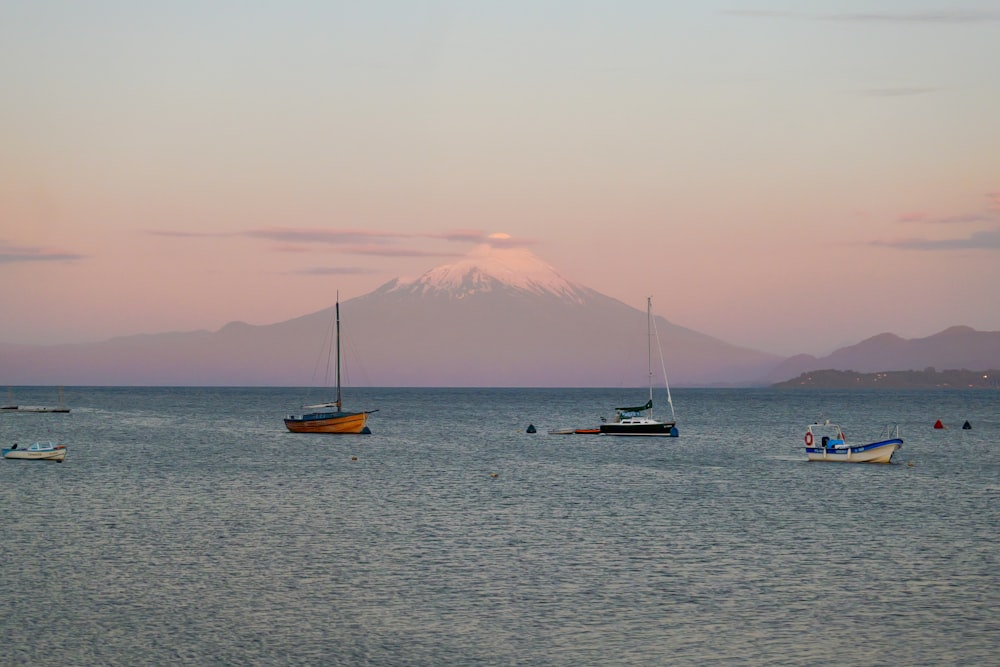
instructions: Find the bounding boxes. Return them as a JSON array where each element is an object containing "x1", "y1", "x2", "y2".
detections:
[
  {"x1": 3, "y1": 441, "x2": 68, "y2": 462},
  {"x1": 804, "y1": 421, "x2": 901, "y2": 463}
]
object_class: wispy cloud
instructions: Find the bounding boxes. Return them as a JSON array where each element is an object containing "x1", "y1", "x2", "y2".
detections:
[
  {"x1": 825, "y1": 11, "x2": 1000, "y2": 24},
  {"x1": 243, "y1": 228, "x2": 403, "y2": 245},
  {"x1": 880, "y1": 192, "x2": 1000, "y2": 249},
  {"x1": 429, "y1": 229, "x2": 490, "y2": 243},
  {"x1": 335, "y1": 244, "x2": 463, "y2": 258},
  {"x1": 244, "y1": 226, "x2": 536, "y2": 251},
  {"x1": 725, "y1": 9, "x2": 1000, "y2": 24},
  {"x1": 873, "y1": 228, "x2": 1000, "y2": 251},
  {"x1": 481, "y1": 232, "x2": 537, "y2": 248},
  {"x1": 724, "y1": 9, "x2": 806, "y2": 19},
  {"x1": 896, "y1": 213, "x2": 994, "y2": 224},
  {"x1": 0, "y1": 243, "x2": 86, "y2": 264},
  {"x1": 290, "y1": 266, "x2": 382, "y2": 276},
  {"x1": 859, "y1": 87, "x2": 941, "y2": 97},
  {"x1": 148, "y1": 230, "x2": 234, "y2": 238},
  {"x1": 153, "y1": 225, "x2": 537, "y2": 257},
  {"x1": 427, "y1": 229, "x2": 538, "y2": 247}
]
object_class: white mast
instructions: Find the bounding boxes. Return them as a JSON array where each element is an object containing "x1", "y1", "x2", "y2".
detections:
[
  {"x1": 646, "y1": 296, "x2": 654, "y2": 418},
  {"x1": 335, "y1": 291, "x2": 342, "y2": 410},
  {"x1": 649, "y1": 296, "x2": 676, "y2": 422}
]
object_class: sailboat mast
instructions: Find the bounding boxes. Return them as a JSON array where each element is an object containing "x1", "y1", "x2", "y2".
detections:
[
  {"x1": 647, "y1": 296, "x2": 653, "y2": 417},
  {"x1": 335, "y1": 293, "x2": 342, "y2": 410},
  {"x1": 649, "y1": 297, "x2": 676, "y2": 422}
]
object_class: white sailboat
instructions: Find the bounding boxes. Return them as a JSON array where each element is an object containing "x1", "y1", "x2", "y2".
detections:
[{"x1": 599, "y1": 297, "x2": 678, "y2": 437}]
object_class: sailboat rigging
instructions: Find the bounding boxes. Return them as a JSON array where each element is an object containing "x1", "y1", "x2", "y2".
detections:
[
  {"x1": 599, "y1": 296, "x2": 678, "y2": 437},
  {"x1": 284, "y1": 295, "x2": 376, "y2": 434}
]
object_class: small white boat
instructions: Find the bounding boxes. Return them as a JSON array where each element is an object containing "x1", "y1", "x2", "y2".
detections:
[
  {"x1": 804, "y1": 421, "x2": 902, "y2": 464},
  {"x1": 3, "y1": 441, "x2": 68, "y2": 462},
  {"x1": 6, "y1": 386, "x2": 71, "y2": 413}
]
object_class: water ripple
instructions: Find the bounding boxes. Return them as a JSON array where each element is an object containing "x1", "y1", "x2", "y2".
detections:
[{"x1": 0, "y1": 387, "x2": 996, "y2": 665}]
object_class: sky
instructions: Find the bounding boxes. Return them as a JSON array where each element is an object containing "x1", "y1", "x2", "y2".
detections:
[{"x1": 2, "y1": 0, "x2": 999, "y2": 356}]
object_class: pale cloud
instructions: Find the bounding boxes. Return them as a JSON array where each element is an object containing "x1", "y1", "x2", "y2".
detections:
[
  {"x1": 291, "y1": 266, "x2": 381, "y2": 276},
  {"x1": 859, "y1": 87, "x2": 941, "y2": 97},
  {"x1": 335, "y1": 244, "x2": 461, "y2": 258},
  {"x1": 432, "y1": 229, "x2": 490, "y2": 243},
  {"x1": 897, "y1": 213, "x2": 993, "y2": 224},
  {"x1": 827, "y1": 11, "x2": 1000, "y2": 24},
  {"x1": 484, "y1": 233, "x2": 536, "y2": 248},
  {"x1": 873, "y1": 228, "x2": 1000, "y2": 251},
  {"x1": 148, "y1": 230, "x2": 233, "y2": 238},
  {"x1": 884, "y1": 195, "x2": 1000, "y2": 248},
  {"x1": 243, "y1": 228, "x2": 401, "y2": 245},
  {"x1": 725, "y1": 9, "x2": 1000, "y2": 24},
  {"x1": 245, "y1": 226, "x2": 535, "y2": 252},
  {"x1": 894, "y1": 193, "x2": 1000, "y2": 228},
  {"x1": 724, "y1": 9, "x2": 806, "y2": 19},
  {"x1": 0, "y1": 243, "x2": 85, "y2": 264},
  {"x1": 430, "y1": 229, "x2": 538, "y2": 247},
  {"x1": 154, "y1": 225, "x2": 538, "y2": 248},
  {"x1": 152, "y1": 225, "x2": 537, "y2": 256}
]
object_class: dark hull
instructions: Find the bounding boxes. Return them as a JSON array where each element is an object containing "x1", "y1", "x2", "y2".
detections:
[{"x1": 599, "y1": 422, "x2": 678, "y2": 437}]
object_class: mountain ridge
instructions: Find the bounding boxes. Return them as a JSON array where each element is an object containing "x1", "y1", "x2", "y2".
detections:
[
  {"x1": 2, "y1": 246, "x2": 997, "y2": 386},
  {"x1": 766, "y1": 325, "x2": 1000, "y2": 382},
  {"x1": 773, "y1": 368, "x2": 1000, "y2": 389}
]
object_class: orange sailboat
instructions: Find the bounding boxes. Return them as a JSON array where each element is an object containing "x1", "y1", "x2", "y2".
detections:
[{"x1": 284, "y1": 296, "x2": 376, "y2": 434}]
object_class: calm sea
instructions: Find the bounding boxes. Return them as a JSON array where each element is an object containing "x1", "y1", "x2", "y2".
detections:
[{"x1": 1, "y1": 386, "x2": 996, "y2": 666}]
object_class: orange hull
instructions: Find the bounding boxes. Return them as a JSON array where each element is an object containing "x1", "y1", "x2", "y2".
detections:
[{"x1": 284, "y1": 411, "x2": 371, "y2": 434}]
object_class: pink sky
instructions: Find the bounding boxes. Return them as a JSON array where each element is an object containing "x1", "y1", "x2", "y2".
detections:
[{"x1": 2, "y1": 2, "x2": 999, "y2": 356}]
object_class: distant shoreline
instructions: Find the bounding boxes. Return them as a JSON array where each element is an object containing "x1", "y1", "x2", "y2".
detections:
[{"x1": 772, "y1": 368, "x2": 999, "y2": 389}]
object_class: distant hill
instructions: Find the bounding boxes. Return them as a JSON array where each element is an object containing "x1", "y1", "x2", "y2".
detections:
[
  {"x1": 773, "y1": 368, "x2": 1000, "y2": 389},
  {"x1": 767, "y1": 326, "x2": 1000, "y2": 382}
]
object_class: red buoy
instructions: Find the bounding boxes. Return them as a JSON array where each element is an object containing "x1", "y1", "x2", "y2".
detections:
[{"x1": 933, "y1": 419, "x2": 944, "y2": 429}]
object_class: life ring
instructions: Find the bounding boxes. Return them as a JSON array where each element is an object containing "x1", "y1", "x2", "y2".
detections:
[{"x1": 804, "y1": 432, "x2": 814, "y2": 446}]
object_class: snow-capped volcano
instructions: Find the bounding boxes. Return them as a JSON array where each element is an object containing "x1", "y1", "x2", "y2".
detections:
[
  {"x1": 384, "y1": 245, "x2": 591, "y2": 302},
  {"x1": 0, "y1": 246, "x2": 783, "y2": 386}
]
